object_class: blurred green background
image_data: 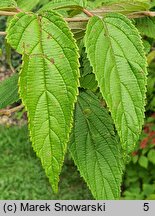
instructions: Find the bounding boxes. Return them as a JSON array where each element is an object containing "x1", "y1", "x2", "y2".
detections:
[{"x1": 0, "y1": 125, "x2": 93, "y2": 200}]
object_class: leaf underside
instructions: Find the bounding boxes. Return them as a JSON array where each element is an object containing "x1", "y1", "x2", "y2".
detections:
[
  {"x1": 85, "y1": 13, "x2": 147, "y2": 154},
  {"x1": 69, "y1": 91, "x2": 123, "y2": 200},
  {"x1": 7, "y1": 11, "x2": 79, "y2": 192}
]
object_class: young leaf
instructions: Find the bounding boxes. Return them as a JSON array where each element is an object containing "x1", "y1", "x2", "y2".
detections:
[
  {"x1": 39, "y1": 0, "x2": 86, "y2": 12},
  {"x1": 7, "y1": 11, "x2": 79, "y2": 192},
  {"x1": 69, "y1": 91, "x2": 123, "y2": 199},
  {"x1": 0, "y1": 74, "x2": 19, "y2": 109},
  {"x1": 85, "y1": 13, "x2": 147, "y2": 154}
]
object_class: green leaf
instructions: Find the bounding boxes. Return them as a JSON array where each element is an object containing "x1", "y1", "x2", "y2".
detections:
[
  {"x1": 136, "y1": 17, "x2": 155, "y2": 39},
  {"x1": 0, "y1": 0, "x2": 17, "y2": 10},
  {"x1": 72, "y1": 29, "x2": 86, "y2": 41},
  {"x1": 16, "y1": 0, "x2": 40, "y2": 11},
  {"x1": 88, "y1": 0, "x2": 150, "y2": 11},
  {"x1": 142, "y1": 39, "x2": 151, "y2": 54},
  {"x1": 150, "y1": 0, "x2": 155, "y2": 7},
  {"x1": 147, "y1": 194, "x2": 155, "y2": 200},
  {"x1": 5, "y1": 39, "x2": 15, "y2": 72},
  {"x1": 132, "y1": 154, "x2": 138, "y2": 164},
  {"x1": 79, "y1": 46, "x2": 98, "y2": 91},
  {"x1": 7, "y1": 11, "x2": 79, "y2": 192},
  {"x1": 69, "y1": 91, "x2": 123, "y2": 199},
  {"x1": 39, "y1": 0, "x2": 49, "y2": 6},
  {"x1": 0, "y1": 74, "x2": 19, "y2": 109},
  {"x1": 143, "y1": 184, "x2": 155, "y2": 196},
  {"x1": 147, "y1": 50, "x2": 155, "y2": 64},
  {"x1": 69, "y1": 22, "x2": 87, "y2": 41},
  {"x1": 39, "y1": 0, "x2": 86, "y2": 12},
  {"x1": 85, "y1": 13, "x2": 147, "y2": 154},
  {"x1": 138, "y1": 155, "x2": 148, "y2": 168},
  {"x1": 80, "y1": 46, "x2": 92, "y2": 77},
  {"x1": 148, "y1": 149, "x2": 155, "y2": 164},
  {"x1": 80, "y1": 74, "x2": 98, "y2": 91}
]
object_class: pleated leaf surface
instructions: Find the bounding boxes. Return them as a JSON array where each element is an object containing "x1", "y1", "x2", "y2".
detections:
[
  {"x1": 85, "y1": 13, "x2": 147, "y2": 154},
  {"x1": 7, "y1": 11, "x2": 79, "y2": 192},
  {"x1": 69, "y1": 91, "x2": 123, "y2": 199}
]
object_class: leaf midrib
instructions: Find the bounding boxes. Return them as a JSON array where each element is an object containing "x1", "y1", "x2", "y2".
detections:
[
  {"x1": 37, "y1": 16, "x2": 60, "y2": 173},
  {"x1": 99, "y1": 18, "x2": 137, "y2": 150}
]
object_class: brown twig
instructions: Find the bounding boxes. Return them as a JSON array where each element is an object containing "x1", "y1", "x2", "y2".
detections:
[
  {"x1": 91, "y1": 10, "x2": 155, "y2": 19},
  {"x1": 134, "y1": 11, "x2": 155, "y2": 17},
  {"x1": 128, "y1": 11, "x2": 155, "y2": 18},
  {"x1": 65, "y1": 17, "x2": 89, "y2": 22},
  {"x1": 16, "y1": 7, "x2": 23, "y2": 12},
  {"x1": 0, "y1": 104, "x2": 24, "y2": 116},
  {"x1": 0, "y1": 11, "x2": 18, "y2": 16},
  {"x1": 83, "y1": 8, "x2": 94, "y2": 17}
]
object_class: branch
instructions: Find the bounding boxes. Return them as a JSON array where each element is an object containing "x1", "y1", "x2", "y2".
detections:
[
  {"x1": 83, "y1": 8, "x2": 94, "y2": 17},
  {"x1": 0, "y1": 31, "x2": 7, "y2": 36},
  {"x1": 128, "y1": 11, "x2": 155, "y2": 19},
  {"x1": 0, "y1": 11, "x2": 18, "y2": 16},
  {"x1": 91, "y1": 10, "x2": 155, "y2": 19},
  {"x1": 0, "y1": 104, "x2": 24, "y2": 116},
  {"x1": 65, "y1": 17, "x2": 89, "y2": 22},
  {"x1": 0, "y1": 9, "x2": 155, "y2": 37}
]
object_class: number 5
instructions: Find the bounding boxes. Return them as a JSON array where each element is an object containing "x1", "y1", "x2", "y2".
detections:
[{"x1": 143, "y1": 203, "x2": 149, "y2": 212}]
